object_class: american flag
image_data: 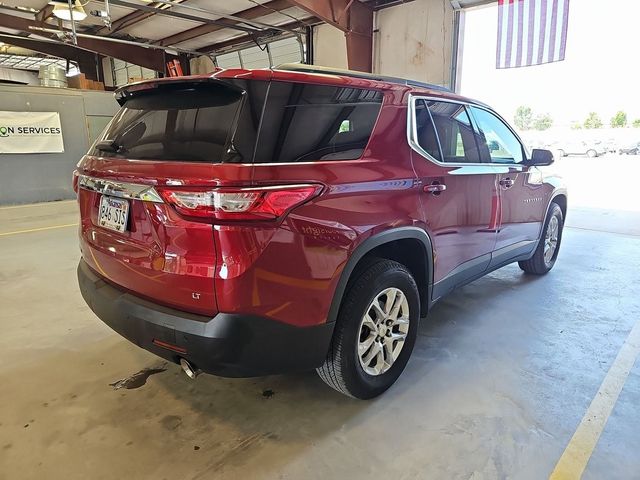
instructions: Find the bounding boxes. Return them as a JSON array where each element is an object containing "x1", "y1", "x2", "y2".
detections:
[{"x1": 496, "y1": 0, "x2": 570, "y2": 69}]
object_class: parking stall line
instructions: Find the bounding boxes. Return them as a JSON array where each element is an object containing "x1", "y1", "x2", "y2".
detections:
[
  {"x1": 0, "y1": 200, "x2": 76, "y2": 210},
  {"x1": 0, "y1": 223, "x2": 78, "y2": 237},
  {"x1": 549, "y1": 319, "x2": 640, "y2": 480}
]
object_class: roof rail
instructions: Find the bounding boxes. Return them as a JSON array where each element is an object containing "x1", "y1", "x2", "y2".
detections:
[{"x1": 275, "y1": 63, "x2": 451, "y2": 92}]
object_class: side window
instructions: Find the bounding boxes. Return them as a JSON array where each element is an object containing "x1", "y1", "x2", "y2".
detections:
[
  {"x1": 415, "y1": 99, "x2": 481, "y2": 163},
  {"x1": 469, "y1": 107, "x2": 524, "y2": 164},
  {"x1": 414, "y1": 99, "x2": 441, "y2": 161},
  {"x1": 254, "y1": 82, "x2": 383, "y2": 163},
  {"x1": 225, "y1": 79, "x2": 268, "y2": 164}
]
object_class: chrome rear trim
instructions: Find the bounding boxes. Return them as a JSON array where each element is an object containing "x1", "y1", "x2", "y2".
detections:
[{"x1": 78, "y1": 175, "x2": 163, "y2": 203}]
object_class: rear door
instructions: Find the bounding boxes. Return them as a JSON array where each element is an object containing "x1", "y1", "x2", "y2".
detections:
[
  {"x1": 77, "y1": 79, "x2": 266, "y2": 316},
  {"x1": 409, "y1": 98, "x2": 501, "y2": 301}
]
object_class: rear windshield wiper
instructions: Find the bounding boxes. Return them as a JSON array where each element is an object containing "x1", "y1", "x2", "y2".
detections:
[{"x1": 95, "y1": 140, "x2": 126, "y2": 154}]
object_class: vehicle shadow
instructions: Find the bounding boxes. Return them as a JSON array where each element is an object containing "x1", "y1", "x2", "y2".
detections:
[
  {"x1": 0, "y1": 265, "x2": 549, "y2": 479},
  {"x1": 144, "y1": 266, "x2": 544, "y2": 477}
]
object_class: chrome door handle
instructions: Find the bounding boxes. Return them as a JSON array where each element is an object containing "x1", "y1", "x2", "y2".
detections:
[
  {"x1": 424, "y1": 183, "x2": 446, "y2": 195},
  {"x1": 499, "y1": 178, "x2": 514, "y2": 188}
]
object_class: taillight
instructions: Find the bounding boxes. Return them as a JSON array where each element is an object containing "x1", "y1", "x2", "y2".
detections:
[
  {"x1": 72, "y1": 170, "x2": 79, "y2": 194},
  {"x1": 157, "y1": 184, "x2": 322, "y2": 222}
]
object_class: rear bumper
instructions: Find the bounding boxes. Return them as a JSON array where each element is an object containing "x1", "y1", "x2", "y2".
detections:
[{"x1": 77, "y1": 259, "x2": 335, "y2": 377}]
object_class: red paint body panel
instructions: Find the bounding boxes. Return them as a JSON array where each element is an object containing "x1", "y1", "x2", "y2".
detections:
[
  {"x1": 223, "y1": 100, "x2": 420, "y2": 326},
  {"x1": 77, "y1": 159, "x2": 253, "y2": 317},
  {"x1": 78, "y1": 68, "x2": 565, "y2": 331},
  {"x1": 496, "y1": 168, "x2": 550, "y2": 250}
]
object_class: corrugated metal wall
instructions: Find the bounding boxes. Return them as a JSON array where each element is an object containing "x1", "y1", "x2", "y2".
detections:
[
  {"x1": 374, "y1": 0, "x2": 454, "y2": 87},
  {"x1": 0, "y1": 85, "x2": 119, "y2": 205},
  {"x1": 308, "y1": 0, "x2": 454, "y2": 87}
]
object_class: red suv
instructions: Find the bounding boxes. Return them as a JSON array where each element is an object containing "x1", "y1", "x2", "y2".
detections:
[{"x1": 76, "y1": 64, "x2": 566, "y2": 399}]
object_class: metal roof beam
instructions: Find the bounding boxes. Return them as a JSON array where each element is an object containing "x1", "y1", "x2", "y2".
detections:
[
  {"x1": 95, "y1": 0, "x2": 188, "y2": 35},
  {"x1": 0, "y1": 33, "x2": 99, "y2": 79},
  {"x1": 0, "y1": 12, "x2": 177, "y2": 72},
  {"x1": 196, "y1": 17, "x2": 316, "y2": 55},
  {"x1": 97, "y1": 10, "x2": 154, "y2": 35},
  {"x1": 156, "y1": 0, "x2": 292, "y2": 47},
  {"x1": 107, "y1": 0, "x2": 263, "y2": 34},
  {"x1": 286, "y1": 0, "x2": 373, "y2": 72},
  {"x1": 35, "y1": 4, "x2": 55, "y2": 23}
]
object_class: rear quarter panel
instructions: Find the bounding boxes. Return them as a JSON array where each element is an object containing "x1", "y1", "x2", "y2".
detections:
[{"x1": 216, "y1": 96, "x2": 425, "y2": 327}]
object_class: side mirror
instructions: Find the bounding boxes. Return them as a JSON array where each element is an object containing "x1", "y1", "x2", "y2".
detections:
[{"x1": 526, "y1": 148, "x2": 554, "y2": 166}]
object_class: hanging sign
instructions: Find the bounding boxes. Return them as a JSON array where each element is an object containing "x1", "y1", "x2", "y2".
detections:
[{"x1": 0, "y1": 111, "x2": 64, "y2": 153}]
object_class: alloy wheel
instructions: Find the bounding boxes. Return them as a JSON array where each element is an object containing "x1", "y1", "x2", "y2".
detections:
[
  {"x1": 544, "y1": 215, "x2": 559, "y2": 265},
  {"x1": 357, "y1": 287, "x2": 410, "y2": 376}
]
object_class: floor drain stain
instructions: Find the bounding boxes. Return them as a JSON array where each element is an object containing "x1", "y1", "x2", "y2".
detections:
[
  {"x1": 110, "y1": 364, "x2": 167, "y2": 390},
  {"x1": 262, "y1": 389, "x2": 275, "y2": 399}
]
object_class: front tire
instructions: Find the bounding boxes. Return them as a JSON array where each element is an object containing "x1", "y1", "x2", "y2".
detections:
[
  {"x1": 317, "y1": 259, "x2": 420, "y2": 399},
  {"x1": 587, "y1": 149, "x2": 598, "y2": 158},
  {"x1": 519, "y1": 202, "x2": 564, "y2": 275}
]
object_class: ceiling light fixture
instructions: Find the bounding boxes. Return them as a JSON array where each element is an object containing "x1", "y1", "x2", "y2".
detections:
[{"x1": 50, "y1": 1, "x2": 88, "y2": 22}]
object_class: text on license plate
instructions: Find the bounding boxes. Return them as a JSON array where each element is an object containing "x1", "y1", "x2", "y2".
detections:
[{"x1": 98, "y1": 195, "x2": 129, "y2": 233}]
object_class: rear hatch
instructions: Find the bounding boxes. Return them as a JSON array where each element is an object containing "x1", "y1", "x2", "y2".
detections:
[{"x1": 76, "y1": 78, "x2": 261, "y2": 316}]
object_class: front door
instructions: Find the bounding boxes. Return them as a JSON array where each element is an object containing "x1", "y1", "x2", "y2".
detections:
[
  {"x1": 467, "y1": 106, "x2": 547, "y2": 260},
  {"x1": 409, "y1": 98, "x2": 501, "y2": 301}
]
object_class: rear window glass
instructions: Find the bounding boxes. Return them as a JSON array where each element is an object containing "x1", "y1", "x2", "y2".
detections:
[
  {"x1": 93, "y1": 81, "x2": 265, "y2": 162},
  {"x1": 254, "y1": 82, "x2": 383, "y2": 163},
  {"x1": 93, "y1": 80, "x2": 382, "y2": 164}
]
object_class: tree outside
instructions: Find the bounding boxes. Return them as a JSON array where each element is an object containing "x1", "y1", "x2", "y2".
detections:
[
  {"x1": 533, "y1": 114, "x2": 553, "y2": 131},
  {"x1": 610, "y1": 111, "x2": 627, "y2": 128},
  {"x1": 583, "y1": 112, "x2": 603, "y2": 129},
  {"x1": 632, "y1": 119, "x2": 640, "y2": 128},
  {"x1": 514, "y1": 106, "x2": 533, "y2": 131}
]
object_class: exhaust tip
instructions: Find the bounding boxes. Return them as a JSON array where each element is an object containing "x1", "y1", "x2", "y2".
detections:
[{"x1": 179, "y1": 358, "x2": 201, "y2": 379}]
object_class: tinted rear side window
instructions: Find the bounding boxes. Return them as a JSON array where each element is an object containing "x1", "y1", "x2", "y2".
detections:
[
  {"x1": 93, "y1": 81, "x2": 266, "y2": 163},
  {"x1": 425, "y1": 101, "x2": 481, "y2": 164},
  {"x1": 414, "y1": 99, "x2": 442, "y2": 161},
  {"x1": 254, "y1": 82, "x2": 383, "y2": 163}
]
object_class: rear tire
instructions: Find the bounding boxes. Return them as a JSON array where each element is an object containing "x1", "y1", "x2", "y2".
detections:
[
  {"x1": 557, "y1": 149, "x2": 566, "y2": 157},
  {"x1": 519, "y1": 202, "x2": 563, "y2": 275},
  {"x1": 317, "y1": 259, "x2": 420, "y2": 399},
  {"x1": 587, "y1": 149, "x2": 598, "y2": 158}
]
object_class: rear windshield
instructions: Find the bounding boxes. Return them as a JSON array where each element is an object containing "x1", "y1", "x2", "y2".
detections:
[
  {"x1": 92, "y1": 81, "x2": 253, "y2": 162},
  {"x1": 92, "y1": 79, "x2": 382, "y2": 163}
]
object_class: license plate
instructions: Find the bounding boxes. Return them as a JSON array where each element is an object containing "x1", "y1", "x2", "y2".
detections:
[{"x1": 98, "y1": 195, "x2": 129, "y2": 233}]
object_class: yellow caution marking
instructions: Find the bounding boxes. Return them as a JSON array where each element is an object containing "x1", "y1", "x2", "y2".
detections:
[
  {"x1": 549, "y1": 320, "x2": 640, "y2": 479},
  {"x1": 0, "y1": 200, "x2": 76, "y2": 210},
  {"x1": 0, "y1": 223, "x2": 77, "y2": 237}
]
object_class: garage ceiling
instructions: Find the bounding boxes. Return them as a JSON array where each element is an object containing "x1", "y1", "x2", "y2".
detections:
[
  {"x1": 0, "y1": 0, "x2": 495, "y2": 74},
  {"x1": 0, "y1": 0, "x2": 317, "y2": 54}
]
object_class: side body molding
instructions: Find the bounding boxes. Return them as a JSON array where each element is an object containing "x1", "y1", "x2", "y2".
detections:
[{"x1": 326, "y1": 227, "x2": 434, "y2": 323}]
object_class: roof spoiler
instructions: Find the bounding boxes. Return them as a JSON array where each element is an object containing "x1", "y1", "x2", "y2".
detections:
[{"x1": 113, "y1": 76, "x2": 241, "y2": 106}]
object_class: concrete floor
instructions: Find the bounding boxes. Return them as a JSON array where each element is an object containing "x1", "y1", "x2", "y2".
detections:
[{"x1": 1, "y1": 157, "x2": 640, "y2": 479}]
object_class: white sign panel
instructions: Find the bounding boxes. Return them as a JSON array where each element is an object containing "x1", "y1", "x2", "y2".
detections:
[{"x1": 0, "y1": 111, "x2": 64, "y2": 154}]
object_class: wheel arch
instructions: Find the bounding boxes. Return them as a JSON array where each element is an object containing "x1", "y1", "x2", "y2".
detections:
[
  {"x1": 550, "y1": 192, "x2": 567, "y2": 220},
  {"x1": 327, "y1": 227, "x2": 434, "y2": 323}
]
